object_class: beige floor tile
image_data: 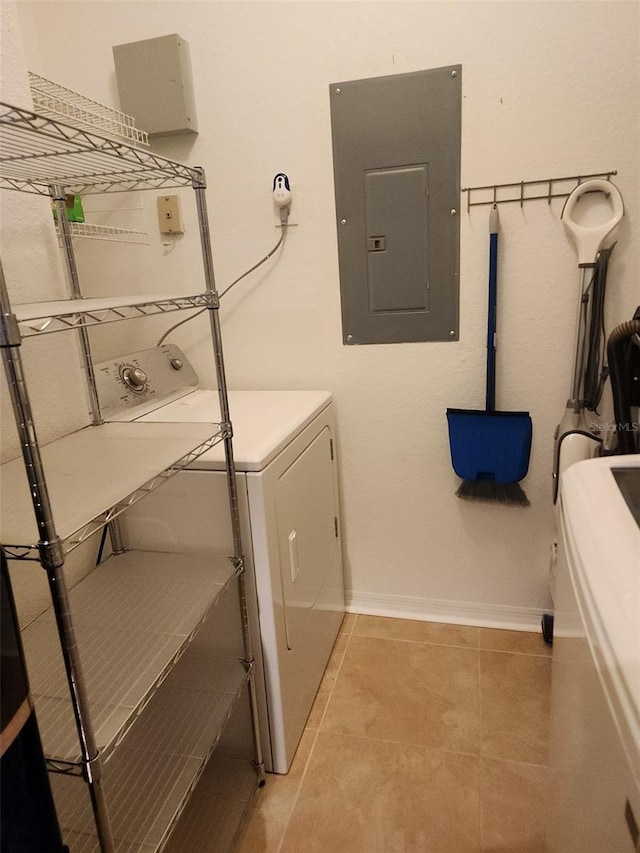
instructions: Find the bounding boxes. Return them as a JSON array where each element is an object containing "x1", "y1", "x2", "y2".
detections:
[
  {"x1": 235, "y1": 618, "x2": 554, "y2": 851},
  {"x1": 480, "y1": 757, "x2": 549, "y2": 852},
  {"x1": 353, "y1": 615, "x2": 480, "y2": 648},
  {"x1": 340, "y1": 612, "x2": 358, "y2": 634},
  {"x1": 280, "y1": 731, "x2": 481, "y2": 853},
  {"x1": 306, "y1": 632, "x2": 350, "y2": 730},
  {"x1": 321, "y1": 636, "x2": 480, "y2": 754},
  {"x1": 479, "y1": 627, "x2": 551, "y2": 657},
  {"x1": 480, "y1": 650, "x2": 551, "y2": 765},
  {"x1": 234, "y1": 728, "x2": 317, "y2": 852}
]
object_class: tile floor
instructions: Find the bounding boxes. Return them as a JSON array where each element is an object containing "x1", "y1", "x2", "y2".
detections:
[{"x1": 236, "y1": 614, "x2": 552, "y2": 853}]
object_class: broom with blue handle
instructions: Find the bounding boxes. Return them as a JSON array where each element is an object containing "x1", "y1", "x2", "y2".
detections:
[
  {"x1": 446, "y1": 205, "x2": 532, "y2": 506},
  {"x1": 486, "y1": 204, "x2": 499, "y2": 414}
]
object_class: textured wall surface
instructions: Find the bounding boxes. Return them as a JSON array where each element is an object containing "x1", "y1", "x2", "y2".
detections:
[
  {"x1": 0, "y1": 3, "x2": 108, "y2": 626},
  {"x1": 6, "y1": 1, "x2": 639, "y2": 627}
]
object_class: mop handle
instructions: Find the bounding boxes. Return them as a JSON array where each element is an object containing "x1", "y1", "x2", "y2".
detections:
[
  {"x1": 561, "y1": 179, "x2": 624, "y2": 267},
  {"x1": 486, "y1": 205, "x2": 499, "y2": 412}
]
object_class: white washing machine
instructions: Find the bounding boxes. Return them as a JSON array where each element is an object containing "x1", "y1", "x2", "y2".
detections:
[
  {"x1": 95, "y1": 345, "x2": 345, "y2": 773},
  {"x1": 547, "y1": 454, "x2": 640, "y2": 852}
]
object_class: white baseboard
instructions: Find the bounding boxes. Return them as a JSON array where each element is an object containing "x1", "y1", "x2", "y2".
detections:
[{"x1": 346, "y1": 590, "x2": 549, "y2": 632}]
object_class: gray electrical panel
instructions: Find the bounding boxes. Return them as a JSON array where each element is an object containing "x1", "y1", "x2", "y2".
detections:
[{"x1": 329, "y1": 66, "x2": 461, "y2": 345}]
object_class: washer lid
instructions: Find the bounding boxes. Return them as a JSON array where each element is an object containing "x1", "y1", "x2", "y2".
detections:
[
  {"x1": 137, "y1": 389, "x2": 332, "y2": 471},
  {"x1": 561, "y1": 454, "x2": 640, "y2": 760}
]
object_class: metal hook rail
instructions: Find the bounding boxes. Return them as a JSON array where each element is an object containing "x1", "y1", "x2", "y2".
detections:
[{"x1": 461, "y1": 170, "x2": 618, "y2": 212}]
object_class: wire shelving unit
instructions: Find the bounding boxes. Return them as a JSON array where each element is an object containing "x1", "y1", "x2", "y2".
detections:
[{"x1": 0, "y1": 96, "x2": 264, "y2": 852}]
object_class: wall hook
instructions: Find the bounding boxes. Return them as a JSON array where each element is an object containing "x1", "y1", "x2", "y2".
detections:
[{"x1": 461, "y1": 170, "x2": 618, "y2": 210}]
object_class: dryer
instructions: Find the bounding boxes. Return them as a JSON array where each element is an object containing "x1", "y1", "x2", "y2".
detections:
[{"x1": 95, "y1": 345, "x2": 345, "y2": 773}]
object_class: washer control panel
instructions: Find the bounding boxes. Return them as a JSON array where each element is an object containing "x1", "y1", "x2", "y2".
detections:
[
  {"x1": 94, "y1": 344, "x2": 199, "y2": 420},
  {"x1": 120, "y1": 365, "x2": 148, "y2": 392}
]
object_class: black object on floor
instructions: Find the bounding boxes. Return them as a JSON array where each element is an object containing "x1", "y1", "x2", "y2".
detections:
[{"x1": 1, "y1": 546, "x2": 68, "y2": 852}]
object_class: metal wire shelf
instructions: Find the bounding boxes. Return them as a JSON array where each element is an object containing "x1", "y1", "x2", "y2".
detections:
[
  {"x1": 21, "y1": 550, "x2": 240, "y2": 768},
  {"x1": 0, "y1": 103, "x2": 200, "y2": 195},
  {"x1": 163, "y1": 755, "x2": 260, "y2": 853},
  {"x1": 55, "y1": 221, "x2": 150, "y2": 244},
  {"x1": 0, "y1": 422, "x2": 228, "y2": 560},
  {"x1": 50, "y1": 656, "x2": 251, "y2": 851},
  {"x1": 13, "y1": 292, "x2": 215, "y2": 337},
  {"x1": 29, "y1": 72, "x2": 149, "y2": 147}
]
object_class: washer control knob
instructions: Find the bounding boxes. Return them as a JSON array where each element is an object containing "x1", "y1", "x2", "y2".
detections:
[
  {"x1": 121, "y1": 366, "x2": 147, "y2": 391},
  {"x1": 170, "y1": 358, "x2": 184, "y2": 371}
]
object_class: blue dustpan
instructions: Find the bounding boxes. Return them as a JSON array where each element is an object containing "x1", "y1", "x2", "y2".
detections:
[
  {"x1": 447, "y1": 206, "x2": 532, "y2": 497},
  {"x1": 446, "y1": 408, "x2": 532, "y2": 483}
]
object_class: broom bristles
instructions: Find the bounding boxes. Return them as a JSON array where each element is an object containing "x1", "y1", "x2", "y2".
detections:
[{"x1": 456, "y1": 479, "x2": 529, "y2": 507}]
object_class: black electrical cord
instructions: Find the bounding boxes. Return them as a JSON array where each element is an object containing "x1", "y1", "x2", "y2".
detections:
[
  {"x1": 96, "y1": 524, "x2": 108, "y2": 565},
  {"x1": 583, "y1": 243, "x2": 615, "y2": 412}
]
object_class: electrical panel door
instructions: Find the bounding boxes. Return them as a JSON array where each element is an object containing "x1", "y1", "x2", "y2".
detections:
[{"x1": 330, "y1": 65, "x2": 461, "y2": 345}]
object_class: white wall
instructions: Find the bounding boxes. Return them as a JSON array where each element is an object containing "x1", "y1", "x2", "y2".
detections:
[
  {"x1": 0, "y1": 2, "x2": 90, "y2": 458},
  {"x1": 6, "y1": 1, "x2": 639, "y2": 628}
]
